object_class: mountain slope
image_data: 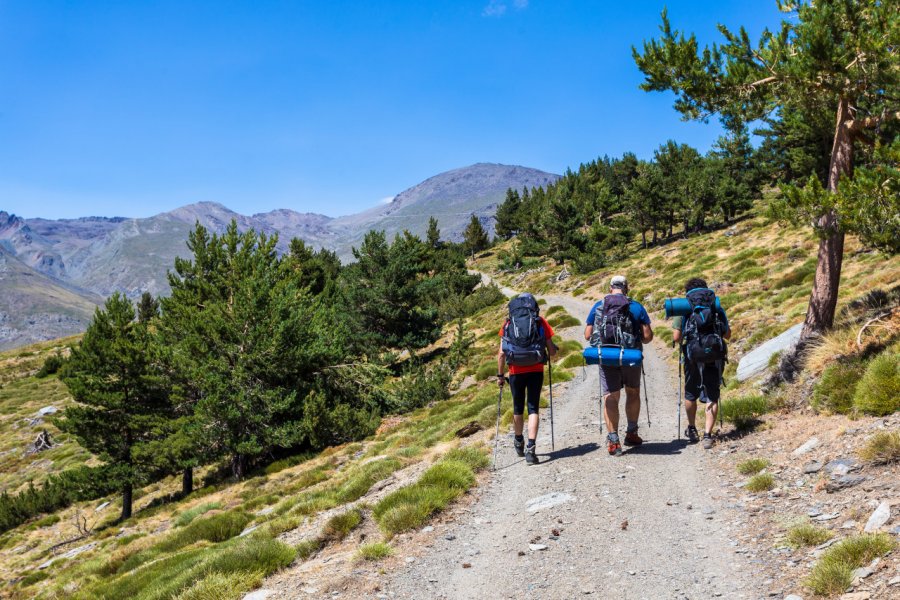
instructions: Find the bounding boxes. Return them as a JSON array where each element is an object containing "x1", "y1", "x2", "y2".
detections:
[{"x1": 0, "y1": 247, "x2": 101, "y2": 350}]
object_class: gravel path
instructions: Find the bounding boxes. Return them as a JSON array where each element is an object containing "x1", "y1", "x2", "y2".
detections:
[{"x1": 382, "y1": 280, "x2": 762, "y2": 599}]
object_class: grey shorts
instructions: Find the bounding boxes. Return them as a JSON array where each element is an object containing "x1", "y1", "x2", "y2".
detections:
[{"x1": 599, "y1": 365, "x2": 641, "y2": 395}]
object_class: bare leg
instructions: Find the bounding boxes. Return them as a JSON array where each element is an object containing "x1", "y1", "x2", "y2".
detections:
[
  {"x1": 705, "y1": 401, "x2": 718, "y2": 435},
  {"x1": 685, "y1": 399, "x2": 698, "y2": 427},
  {"x1": 527, "y1": 413, "x2": 539, "y2": 440},
  {"x1": 624, "y1": 386, "x2": 641, "y2": 426},
  {"x1": 513, "y1": 415, "x2": 524, "y2": 437},
  {"x1": 603, "y1": 391, "x2": 621, "y2": 434}
]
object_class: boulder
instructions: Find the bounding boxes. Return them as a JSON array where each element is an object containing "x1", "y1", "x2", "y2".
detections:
[
  {"x1": 864, "y1": 501, "x2": 891, "y2": 532},
  {"x1": 736, "y1": 323, "x2": 803, "y2": 382}
]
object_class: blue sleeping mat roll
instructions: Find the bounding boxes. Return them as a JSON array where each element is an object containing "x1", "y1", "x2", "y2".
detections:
[
  {"x1": 664, "y1": 296, "x2": 721, "y2": 318},
  {"x1": 583, "y1": 346, "x2": 643, "y2": 367}
]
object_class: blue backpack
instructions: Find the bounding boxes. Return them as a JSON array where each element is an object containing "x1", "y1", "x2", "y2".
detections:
[{"x1": 501, "y1": 294, "x2": 547, "y2": 367}]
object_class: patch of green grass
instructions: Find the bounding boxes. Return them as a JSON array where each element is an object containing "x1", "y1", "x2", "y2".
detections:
[
  {"x1": 295, "y1": 538, "x2": 323, "y2": 560},
  {"x1": 357, "y1": 542, "x2": 393, "y2": 561},
  {"x1": 786, "y1": 523, "x2": 833, "y2": 548},
  {"x1": 721, "y1": 395, "x2": 769, "y2": 430},
  {"x1": 545, "y1": 305, "x2": 566, "y2": 316},
  {"x1": 572, "y1": 288, "x2": 585, "y2": 297},
  {"x1": 159, "y1": 510, "x2": 252, "y2": 553},
  {"x1": 812, "y1": 360, "x2": 866, "y2": 414},
  {"x1": 548, "y1": 314, "x2": 581, "y2": 329},
  {"x1": 475, "y1": 361, "x2": 497, "y2": 382},
  {"x1": 442, "y1": 445, "x2": 490, "y2": 471},
  {"x1": 559, "y1": 353, "x2": 585, "y2": 369},
  {"x1": 174, "y1": 502, "x2": 224, "y2": 528},
  {"x1": 858, "y1": 430, "x2": 900, "y2": 464},
  {"x1": 852, "y1": 351, "x2": 899, "y2": 416},
  {"x1": 772, "y1": 259, "x2": 816, "y2": 289},
  {"x1": 373, "y1": 459, "x2": 476, "y2": 537},
  {"x1": 745, "y1": 473, "x2": 775, "y2": 492},
  {"x1": 736, "y1": 458, "x2": 769, "y2": 475},
  {"x1": 174, "y1": 569, "x2": 264, "y2": 600},
  {"x1": 322, "y1": 508, "x2": 362, "y2": 542},
  {"x1": 554, "y1": 339, "x2": 583, "y2": 357},
  {"x1": 806, "y1": 534, "x2": 896, "y2": 596}
]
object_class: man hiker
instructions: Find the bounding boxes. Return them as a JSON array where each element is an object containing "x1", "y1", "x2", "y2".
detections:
[
  {"x1": 497, "y1": 293, "x2": 558, "y2": 465},
  {"x1": 672, "y1": 277, "x2": 731, "y2": 449},
  {"x1": 584, "y1": 275, "x2": 653, "y2": 456}
]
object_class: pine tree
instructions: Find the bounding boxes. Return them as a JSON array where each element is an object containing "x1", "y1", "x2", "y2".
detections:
[
  {"x1": 634, "y1": 0, "x2": 900, "y2": 336},
  {"x1": 137, "y1": 292, "x2": 160, "y2": 324},
  {"x1": 462, "y1": 214, "x2": 490, "y2": 258},
  {"x1": 494, "y1": 188, "x2": 522, "y2": 239},
  {"x1": 426, "y1": 216, "x2": 441, "y2": 249},
  {"x1": 57, "y1": 294, "x2": 170, "y2": 520}
]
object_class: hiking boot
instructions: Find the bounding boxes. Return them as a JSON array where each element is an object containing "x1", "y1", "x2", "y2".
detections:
[
  {"x1": 685, "y1": 426, "x2": 700, "y2": 444},
  {"x1": 525, "y1": 445, "x2": 539, "y2": 465},
  {"x1": 624, "y1": 430, "x2": 643, "y2": 447},
  {"x1": 607, "y1": 436, "x2": 623, "y2": 456},
  {"x1": 513, "y1": 438, "x2": 525, "y2": 457},
  {"x1": 702, "y1": 433, "x2": 714, "y2": 450}
]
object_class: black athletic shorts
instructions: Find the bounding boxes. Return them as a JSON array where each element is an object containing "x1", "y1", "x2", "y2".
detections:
[
  {"x1": 509, "y1": 371, "x2": 544, "y2": 416},
  {"x1": 684, "y1": 361, "x2": 722, "y2": 403}
]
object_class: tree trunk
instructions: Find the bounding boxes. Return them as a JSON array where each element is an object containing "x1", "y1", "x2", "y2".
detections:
[
  {"x1": 232, "y1": 454, "x2": 248, "y2": 480},
  {"x1": 182, "y1": 467, "x2": 193, "y2": 495},
  {"x1": 802, "y1": 98, "x2": 853, "y2": 339},
  {"x1": 120, "y1": 483, "x2": 133, "y2": 521}
]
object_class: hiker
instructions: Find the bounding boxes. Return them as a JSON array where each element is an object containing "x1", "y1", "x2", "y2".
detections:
[
  {"x1": 672, "y1": 277, "x2": 731, "y2": 449},
  {"x1": 497, "y1": 293, "x2": 558, "y2": 465},
  {"x1": 584, "y1": 275, "x2": 653, "y2": 456}
]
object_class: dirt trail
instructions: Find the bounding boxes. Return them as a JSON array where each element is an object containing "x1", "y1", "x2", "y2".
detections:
[{"x1": 382, "y1": 278, "x2": 762, "y2": 599}]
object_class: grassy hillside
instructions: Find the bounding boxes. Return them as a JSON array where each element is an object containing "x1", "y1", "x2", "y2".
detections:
[
  {"x1": 0, "y1": 290, "x2": 585, "y2": 599},
  {"x1": 0, "y1": 337, "x2": 94, "y2": 496}
]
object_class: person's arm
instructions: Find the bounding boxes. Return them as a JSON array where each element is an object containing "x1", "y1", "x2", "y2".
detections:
[
  {"x1": 584, "y1": 304, "x2": 596, "y2": 341},
  {"x1": 641, "y1": 323, "x2": 653, "y2": 343},
  {"x1": 673, "y1": 329, "x2": 682, "y2": 343},
  {"x1": 547, "y1": 337, "x2": 558, "y2": 357},
  {"x1": 496, "y1": 347, "x2": 506, "y2": 387},
  {"x1": 720, "y1": 309, "x2": 732, "y2": 340}
]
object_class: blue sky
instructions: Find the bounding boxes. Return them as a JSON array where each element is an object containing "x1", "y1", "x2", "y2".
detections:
[{"x1": 0, "y1": 1, "x2": 783, "y2": 220}]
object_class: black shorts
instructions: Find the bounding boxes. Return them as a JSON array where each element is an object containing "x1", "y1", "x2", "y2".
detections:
[
  {"x1": 509, "y1": 371, "x2": 544, "y2": 416},
  {"x1": 599, "y1": 365, "x2": 641, "y2": 395},
  {"x1": 684, "y1": 361, "x2": 722, "y2": 403}
]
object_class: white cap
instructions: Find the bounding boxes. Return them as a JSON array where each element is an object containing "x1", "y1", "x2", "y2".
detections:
[{"x1": 610, "y1": 275, "x2": 628, "y2": 289}]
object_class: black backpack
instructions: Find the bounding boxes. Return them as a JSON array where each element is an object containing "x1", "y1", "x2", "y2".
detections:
[
  {"x1": 682, "y1": 288, "x2": 727, "y2": 364},
  {"x1": 501, "y1": 294, "x2": 547, "y2": 366},
  {"x1": 590, "y1": 294, "x2": 639, "y2": 349}
]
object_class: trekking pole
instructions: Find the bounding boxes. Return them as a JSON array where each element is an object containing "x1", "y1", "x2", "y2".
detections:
[
  {"x1": 492, "y1": 384, "x2": 503, "y2": 471},
  {"x1": 677, "y1": 344, "x2": 683, "y2": 440},
  {"x1": 641, "y1": 363, "x2": 651, "y2": 428},
  {"x1": 548, "y1": 360, "x2": 555, "y2": 452}
]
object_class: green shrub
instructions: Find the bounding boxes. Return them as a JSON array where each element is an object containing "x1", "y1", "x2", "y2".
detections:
[
  {"x1": 459, "y1": 284, "x2": 506, "y2": 316},
  {"x1": 721, "y1": 395, "x2": 769, "y2": 429},
  {"x1": 322, "y1": 509, "x2": 362, "y2": 541},
  {"x1": 858, "y1": 430, "x2": 900, "y2": 464},
  {"x1": 736, "y1": 458, "x2": 769, "y2": 475},
  {"x1": 786, "y1": 523, "x2": 833, "y2": 548},
  {"x1": 806, "y1": 534, "x2": 895, "y2": 596},
  {"x1": 852, "y1": 352, "x2": 900, "y2": 416},
  {"x1": 545, "y1": 305, "x2": 566, "y2": 316},
  {"x1": 812, "y1": 360, "x2": 866, "y2": 414},
  {"x1": 36, "y1": 352, "x2": 65, "y2": 378},
  {"x1": 745, "y1": 473, "x2": 774, "y2": 492},
  {"x1": 357, "y1": 542, "x2": 393, "y2": 561},
  {"x1": 392, "y1": 363, "x2": 452, "y2": 412},
  {"x1": 174, "y1": 503, "x2": 223, "y2": 528}
]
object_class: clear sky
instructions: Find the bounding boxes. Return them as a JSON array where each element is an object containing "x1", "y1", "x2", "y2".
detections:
[{"x1": 0, "y1": 1, "x2": 783, "y2": 220}]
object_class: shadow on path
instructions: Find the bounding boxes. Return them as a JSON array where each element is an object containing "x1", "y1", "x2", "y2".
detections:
[
  {"x1": 541, "y1": 442, "x2": 600, "y2": 461},
  {"x1": 623, "y1": 439, "x2": 688, "y2": 456}
]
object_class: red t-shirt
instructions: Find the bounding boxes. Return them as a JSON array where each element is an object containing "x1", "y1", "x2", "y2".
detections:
[{"x1": 498, "y1": 316, "x2": 555, "y2": 375}]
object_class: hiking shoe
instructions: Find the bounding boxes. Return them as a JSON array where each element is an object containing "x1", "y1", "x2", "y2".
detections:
[
  {"x1": 525, "y1": 445, "x2": 539, "y2": 465},
  {"x1": 702, "y1": 433, "x2": 714, "y2": 450},
  {"x1": 624, "y1": 431, "x2": 643, "y2": 447},
  {"x1": 607, "y1": 438, "x2": 623, "y2": 456},
  {"x1": 513, "y1": 438, "x2": 525, "y2": 457},
  {"x1": 685, "y1": 426, "x2": 700, "y2": 444}
]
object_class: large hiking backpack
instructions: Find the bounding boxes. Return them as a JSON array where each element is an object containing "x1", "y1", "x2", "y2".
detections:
[
  {"x1": 590, "y1": 294, "x2": 639, "y2": 350},
  {"x1": 682, "y1": 288, "x2": 727, "y2": 364},
  {"x1": 501, "y1": 294, "x2": 547, "y2": 366}
]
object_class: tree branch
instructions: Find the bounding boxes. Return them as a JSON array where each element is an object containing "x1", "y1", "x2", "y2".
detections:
[{"x1": 850, "y1": 110, "x2": 900, "y2": 131}]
